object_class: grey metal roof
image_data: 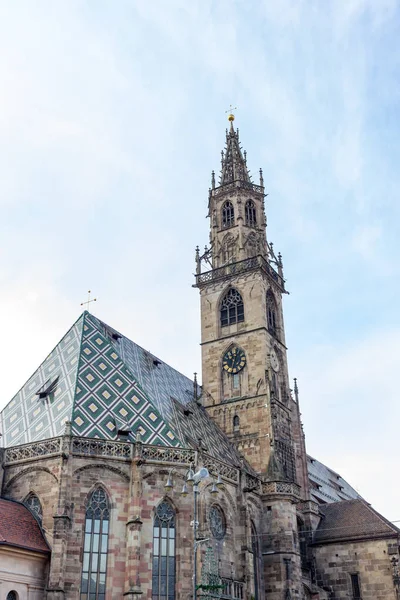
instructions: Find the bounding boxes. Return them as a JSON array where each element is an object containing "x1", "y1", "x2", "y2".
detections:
[{"x1": 307, "y1": 454, "x2": 361, "y2": 504}]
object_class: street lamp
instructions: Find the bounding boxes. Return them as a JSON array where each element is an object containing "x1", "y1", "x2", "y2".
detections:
[{"x1": 164, "y1": 465, "x2": 223, "y2": 600}]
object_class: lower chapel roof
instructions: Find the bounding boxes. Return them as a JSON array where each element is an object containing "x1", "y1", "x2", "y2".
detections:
[
  {"x1": 0, "y1": 312, "x2": 361, "y2": 503},
  {"x1": 0, "y1": 498, "x2": 50, "y2": 554},
  {"x1": 314, "y1": 499, "x2": 400, "y2": 544}
]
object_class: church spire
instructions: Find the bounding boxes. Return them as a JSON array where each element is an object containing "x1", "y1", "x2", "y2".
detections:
[{"x1": 219, "y1": 114, "x2": 252, "y2": 186}]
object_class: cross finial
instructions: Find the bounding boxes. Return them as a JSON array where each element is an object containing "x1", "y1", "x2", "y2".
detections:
[
  {"x1": 80, "y1": 290, "x2": 97, "y2": 312},
  {"x1": 225, "y1": 104, "x2": 237, "y2": 123}
]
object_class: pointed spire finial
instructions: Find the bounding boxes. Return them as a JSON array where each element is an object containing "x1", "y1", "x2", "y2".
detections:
[
  {"x1": 259, "y1": 168, "x2": 264, "y2": 187},
  {"x1": 294, "y1": 378, "x2": 299, "y2": 398},
  {"x1": 211, "y1": 170, "x2": 215, "y2": 189}
]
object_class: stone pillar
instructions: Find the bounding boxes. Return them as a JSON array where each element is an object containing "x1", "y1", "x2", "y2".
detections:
[
  {"x1": 124, "y1": 439, "x2": 144, "y2": 599},
  {"x1": 261, "y1": 487, "x2": 303, "y2": 600},
  {"x1": 46, "y1": 424, "x2": 72, "y2": 600}
]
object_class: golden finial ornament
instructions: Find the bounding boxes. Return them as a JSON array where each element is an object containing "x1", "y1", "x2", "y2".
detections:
[{"x1": 225, "y1": 104, "x2": 237, "y2": 122}]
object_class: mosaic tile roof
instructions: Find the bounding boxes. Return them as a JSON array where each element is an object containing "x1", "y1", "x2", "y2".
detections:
[{"x1": 0, "y1": 312, "x2": 242, "y2": 465}]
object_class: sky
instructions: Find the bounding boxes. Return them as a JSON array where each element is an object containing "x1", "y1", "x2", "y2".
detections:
[{"x1": 0, "y1": 0, "x2": 400, "y2": 520}]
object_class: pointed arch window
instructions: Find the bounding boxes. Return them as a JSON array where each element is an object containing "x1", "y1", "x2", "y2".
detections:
[
  {"x1": 266, "y1": 289, "x2": 278, "y2": 338},
  {"x1": 152, "y1": 500, "x2": 176, "y2": 600},
  {"x1": 24, "y1": 493, "x2": 43, "y2": 525},
  {"x1": 245, "y1": 200, "x2": 257, "y2": 227},
  {"x1": 251, "y1": 521, "x2": 261, "y2": 600},
  {"x1": 80, "y1": 487, "x2": 109, "y2": 600},
  {"x1": 220, "y1": 288, "x2": 244, "y2": 327},
  {"x1": 222, "y1": 201, "x2": 234, "y2": 229}
]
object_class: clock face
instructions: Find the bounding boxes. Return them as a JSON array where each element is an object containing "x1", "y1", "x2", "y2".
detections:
[
  {"x1": 270, "y1": 349, "x2": 280, "y2": 372},
  {"x1": 222, "y1": 347, "x2": 246, "y2": 374}
]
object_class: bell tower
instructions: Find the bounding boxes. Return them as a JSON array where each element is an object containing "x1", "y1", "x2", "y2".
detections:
[
  {"x1": 194, "y1": 114, "x2": 308, "y2": 490},
  {"x1": 194, "y1": 113, "x2": 313, "y2": 600}
]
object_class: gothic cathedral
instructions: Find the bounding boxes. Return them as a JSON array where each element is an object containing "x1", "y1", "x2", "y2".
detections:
[{"x1": 0, "y1": 115, "x2": 398, "y2": 600}]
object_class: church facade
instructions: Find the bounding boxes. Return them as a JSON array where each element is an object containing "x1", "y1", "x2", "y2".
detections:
[{"x1": 0, "y1": 116, "x2": 399, "y2": 600}]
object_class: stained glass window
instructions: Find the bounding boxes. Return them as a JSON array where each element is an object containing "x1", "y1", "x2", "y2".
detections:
[
  {"x1": 152, "y1": 500, "x2": 175, "y2": 600},
  {"x1": 222, "y1": 201, "x2": 235, "y2": 228},
  {"x1": 80, "y1": 487, "x2": 109, "y2": 600},
  {"x1": 209, "y1": 505, "x2": 226, "y2": 540},
  {"x1": 24, "y1": 493, "x2": 43, "y2": 525},
  {"x1": 220, "y1": 289, "x2": 244, "y2": 327},
  {"x1": 245, "y1": 200, "x2": 257, "y2": 226}
]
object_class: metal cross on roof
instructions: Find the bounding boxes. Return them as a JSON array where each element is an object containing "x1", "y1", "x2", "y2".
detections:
[{"x1": 80, "y1": 290, "x2": 97, "y2": 312}]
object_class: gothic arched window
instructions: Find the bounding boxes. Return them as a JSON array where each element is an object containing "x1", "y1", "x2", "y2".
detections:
[
  {"x1": 251, "y1": 521, "x2": 261, "y2": 600},
  {"x1": 266, "y1": 289, "x2": 278, "y2": 338},
  {"x1": 24, "y1": 493, "x2": 43, "y2": 525},
  {"x1": 6, "y1": 592, "x2": 18, "y2": 600},
  {"x1": 80, "y1": 487, "x2": 110, "y2": 600},
  {"x1": 222, "y1": 201, "x2": 234, "y2": 228},
  {"x1": 152, "y1": 500, "x2": 176, "y2": 600},
  {"x1": 220, "y1": 288, "x2": 244, "y2": 327},
  {"x1": 245, "y1": 200, "x2": 257, "y2": 227},
  {"x1": 233, "y1": 415, "x2": 240, "y2": 430}
]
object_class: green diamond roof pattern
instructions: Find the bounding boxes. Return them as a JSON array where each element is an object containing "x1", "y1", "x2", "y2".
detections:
[{"x1": 0, "y1": 312, "x2": 243, "y2": 465}]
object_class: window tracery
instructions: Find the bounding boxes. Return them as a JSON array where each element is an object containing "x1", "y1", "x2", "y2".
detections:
[
  {"x1": 209, "y1": 505, "x2": 226, "y2": 540},
  {"x1": 222, "y1": 201, "x2": 235, "y2": 228},
  {"x1": 24, "y1": 492, "x2": 43, "y2": 525},
  {"x1": 266, "y1": 289, "x2": 278, "y2": 338},
  {"x1": 80, "y1": 487, "x2": 109, "y2": 600},
  {"x1": 245, "y1": 200, "x2": 257, "y2": 226},
  {"x1": 220, "y1": 289, "x2": 244, "y2": 327},
  {"x1": 222, "y1": 234, "x2": 236, "y2": 264},
  {"x1": 152, "y1": 500, "x2": 176, "y2": 600}
]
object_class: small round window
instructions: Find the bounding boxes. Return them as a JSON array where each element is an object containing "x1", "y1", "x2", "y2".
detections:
[{"x1": 209, "y1": 505, "x2": 226, "y2": 540}]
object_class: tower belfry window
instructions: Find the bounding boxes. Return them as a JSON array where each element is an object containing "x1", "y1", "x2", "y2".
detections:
[
  {"x1": 245, "y1": 200, "x2": 257, "y2": 227},
  {"x1": 220, "y1": 289, "x2": 244, "y2": 327},
  {"x1": 222, "y1": 201, "x2": 235, "y2": 228}
]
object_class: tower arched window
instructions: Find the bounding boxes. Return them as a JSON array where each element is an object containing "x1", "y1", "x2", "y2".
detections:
[
  {"x1": 24, "y1": 492, "x2": 43, "y2": 525},
  {"x1": 80, "y1": 487, "x2": 110, "y2": 600},
  {"x1": 233, "y1": 415, "x2": 240, "y2": 430},
  {"x1": 153, "y1": 500, "x2": 176, "y2": 600},
  {"x1": 222, "y1": 201, "x2": 234, "y2": 229},
  {"x1": 245, "y1": 200, "x2": 257, "y2": 227},
  {"x1": 6, "y1": 592, "x2": 19, "y2": 600},
  {"x1": 266, "y1": 289, "x2": 278, "y2": 338},
  {"x1": 220, "y1": 288, "x2": 244, "y2": 327}
]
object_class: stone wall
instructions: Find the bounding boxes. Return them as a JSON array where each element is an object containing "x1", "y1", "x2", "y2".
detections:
[
  {"x1": 0, "y1": 546, "x2": 48, "y2": 599},
  {"x1": 313, "y1": 538, "x2": 398, "y2": 599}
]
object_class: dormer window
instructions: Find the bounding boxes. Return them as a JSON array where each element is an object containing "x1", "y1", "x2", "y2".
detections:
[
  {"x1": 222, "y1": 201, "x2": 234, "y2": 228},
  {"x1": 245, "y1": 200, "x2": 257, "y2": 226}
]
